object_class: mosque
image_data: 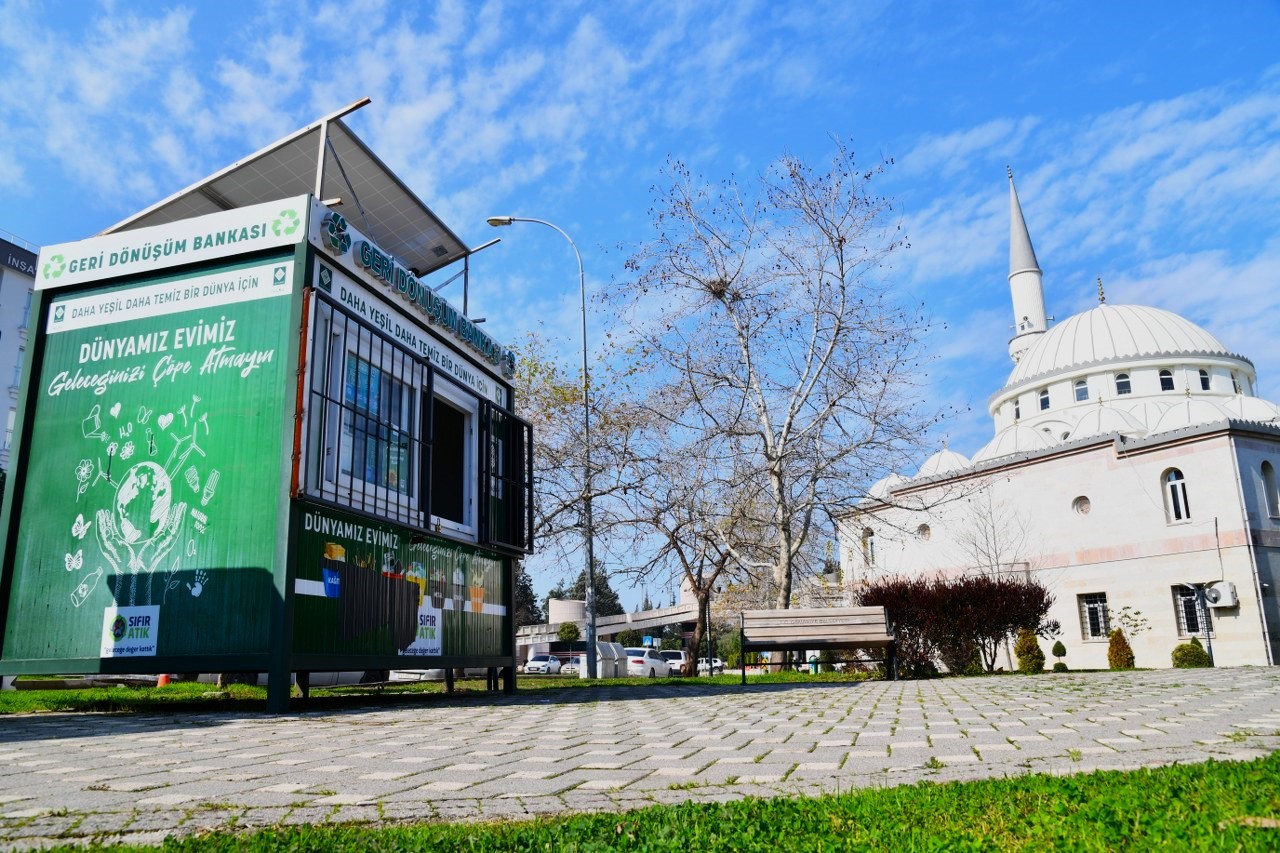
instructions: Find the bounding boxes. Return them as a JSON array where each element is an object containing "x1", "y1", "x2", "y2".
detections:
[{"x1": 838, "y1": 173, "x2": 1280, "y2": 669}]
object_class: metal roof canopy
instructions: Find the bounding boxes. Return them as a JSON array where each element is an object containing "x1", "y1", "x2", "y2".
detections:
[{"x1": 102, "y1": 98, "x2": 470, "y2": 278}]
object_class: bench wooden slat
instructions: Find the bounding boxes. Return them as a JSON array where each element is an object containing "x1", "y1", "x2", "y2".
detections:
[
  {"x1": 738, "y1": 606, "x2": 898, "y2": 683},
  {"x1": 741, "y1": 606, "x2": 886, "y2": 619}
]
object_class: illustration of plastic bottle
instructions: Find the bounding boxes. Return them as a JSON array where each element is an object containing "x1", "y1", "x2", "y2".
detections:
[{"x1": 71, "y1": 567, "x2": 104, "y2": 608}]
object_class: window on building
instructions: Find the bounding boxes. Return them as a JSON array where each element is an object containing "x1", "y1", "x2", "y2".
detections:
[
  {"x1": 303, "y1": 291, "x2": 532, "y2": 551},
  {"x1": 1072, "y1": 495, "x2": 1091, "y2": 515},
  {"x1": 916, "y1": 523, "x2": 931, "y2": 541},
  {"x1": 1263, "y1": 461, "x2": 1279, "y2": 518},
  {"x1": 1173, "y1": 587, "x2": 1212, "y2": 637},
  {"x1": 1039, "y1": 389, "x2": 1050, "y2": 410},
  {"x1": 1074, "y1": 379, "x2": 1088, "y2": 402},
  {"x1": 1199, "y1": 369, "x2": 1211, "y2": 391},
  {"x1": 1159, "y1": 369, "x2": 1175, "y2": 391},
  {"x1": 1078, "y1": 593, "x2": 1110, "y2": 640},
  {"x1": 1163, "y1": 468, "x2": 1190, "y2": 522},
  {"x1": 1014, "y1": 400, "x2": 1021, "y2": 420},
  {"x1": 861, "y1": 528, "x2": 875, "y2": 566},
  {"x1": 1115, "y1": 373, "x2": 1131, "y2": 395},
  {"x1": 3, "y1": 409, "x2": 13, "y2": 452},
  {"x1": 1232, "y1": 372, "x2": 1241, "y2": 394}
]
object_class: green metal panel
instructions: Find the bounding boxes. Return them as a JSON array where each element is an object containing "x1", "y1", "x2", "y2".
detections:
[
  {"x1": 292, "y1": 503, "x2": 508, "y2": 661},
  {"x1": 1, "y1": 255, "x2": 295, "y2": 668}
]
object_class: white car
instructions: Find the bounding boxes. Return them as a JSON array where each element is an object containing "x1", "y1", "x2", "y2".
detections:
[
  {"x1": 523, "y1": 654, "x2": 562, "y2": 675},
  {"x1": 625, "y1": 647, "x2": 671, "y2": 678},
  {"x1": 660, "y1": 649, "x2": 692, "y2": 676},
  {"x1": 697, "y1": 657, "x2": 726, "y2": 675},
  {"x1": 561, "y1": 655, "x2": 584, "y2": 676}
]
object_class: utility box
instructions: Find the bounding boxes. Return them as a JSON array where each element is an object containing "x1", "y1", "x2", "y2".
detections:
[{"x1": 0, "y1": 110, "x2": 533, "y2": 709}]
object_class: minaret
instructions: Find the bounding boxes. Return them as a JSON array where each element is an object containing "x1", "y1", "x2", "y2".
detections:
[{"x1": 1007, "y1": 168, "x2": 1048, "y2": 363}]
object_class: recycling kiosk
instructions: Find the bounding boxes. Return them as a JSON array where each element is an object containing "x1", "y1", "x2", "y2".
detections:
[{"x1": 0, "y1": 107, "x2": 533, "y2": 710}]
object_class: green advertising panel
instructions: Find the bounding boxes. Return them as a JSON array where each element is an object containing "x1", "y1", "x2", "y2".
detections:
[
  {"x1": 293, "y1": 504, "x2": 506, "y2": 660},
  {"x1": 2, "y1": 256, "x2": 296, "y2": 666}
]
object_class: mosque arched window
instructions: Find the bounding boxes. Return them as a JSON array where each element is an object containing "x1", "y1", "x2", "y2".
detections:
[
  {"x1": 1263, "y1": 462, "x2": 1279, "y2": 518},
  {"x1": 1074, "y1": 379, "x2": 1088, "y2": 402},
  {"x1": 1038, "y1": 389, "x2": 1050, "y2": 410},
  {"x1": 1159, "y1": 369, "x2": 1175, "y2": 392},
  {"x1": 1232, "y1": 372, "x2": 1241, "y2": 394},
  {"x1": 1163, "y1": 468, "x2": 1190, "y2": 523},
  {"x1": 1014, "y1": 399, "x2": 1021, "y2": 420},
  {"x1": 1115, "y1": 373, "x2": 1131, "y2": 395},
  {"x1": 860, "y1": 528, "x2": 876, "y2": 566},
  {"x1": 1199, "y1": 369, "x2": 1211, "y2": 391}
]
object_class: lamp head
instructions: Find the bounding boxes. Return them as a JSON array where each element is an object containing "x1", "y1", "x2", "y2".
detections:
[{"x1": 486, "y1": 216, "x2": 514, "y2": 227}]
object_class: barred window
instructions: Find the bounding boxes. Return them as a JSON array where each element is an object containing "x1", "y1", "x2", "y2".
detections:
[
  {"x1": 302, "y1": 289, "x2": 532, "y2": 552},
  {"x1": 1078, "y1": 593, "x2": 1110, "y2": 640},
  {"x1": 1173, "y1": 587, "x2": 1212, "y2": 637},
  {"x1": 1115, "y1": 373, "x2": 1131, "y2": 395}
]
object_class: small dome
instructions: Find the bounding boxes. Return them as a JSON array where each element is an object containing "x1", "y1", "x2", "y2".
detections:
[
  {"x1": 1070, "y1": 406, "x2": 1148, "y2": 440},
  {"x1": 1149, "y1": 399, "x2": 1229, "y2": 435},
  {"x1": 971, "y1": 423, "x2": 1053, "y2": 463},
  {"x1": 1221, "y1": 394, "x2": 1280, "y2": 424},
  {"x1": 865, "y1": 473, "x2": 906, "y2": 502},
  {"x1": 1008, "y1": 304, "x2": 1236, "y2": 387},
  {"x1": 915, "y1": 448, "x2": 971, "y2": 479}
]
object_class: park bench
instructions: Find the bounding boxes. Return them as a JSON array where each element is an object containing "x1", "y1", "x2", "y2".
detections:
[{"x1": 739, "y1": 606, "x2": 897, "y2": 683}]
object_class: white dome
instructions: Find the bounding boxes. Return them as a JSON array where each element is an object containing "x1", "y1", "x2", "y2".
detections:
[
  {"x1": 1221, "y1": 394, "x2": 1280, "y2": 423},
  {"x1": 915, "y1": 448, "x2": 971, "y2": 479},
  {"x1": 1008, "y1": 304, "x2": 1235, "y2": 386},
  {"x1": 866, "y1": 473, "x2": 906, "y2": 501},
  {"x1": 971, "y1": 423, "x2": 1053, "y2": 463},
  {"x1": 1149, "y1": 399, "x2": 1229, "y2": 435},
  {"x1": 1070, "y1": 406, "x2": 1148, "y2": 440}
]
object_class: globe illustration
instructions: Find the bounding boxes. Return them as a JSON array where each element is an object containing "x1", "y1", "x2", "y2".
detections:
[{"x1": 114, "y1": 462, "x2": 173, "y2": 544}]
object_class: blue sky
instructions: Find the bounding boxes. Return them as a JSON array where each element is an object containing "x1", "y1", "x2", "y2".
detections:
[{"x1": 3, "y1": 1, "x2": 1278, "y2": 604}]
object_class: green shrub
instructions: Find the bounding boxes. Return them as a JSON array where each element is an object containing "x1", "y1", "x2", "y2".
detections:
[
  {"x1": 557, "y1": 622, "x2": 581, "y2": 642},
  {"x1": 1051, "y1": 640, "x2": 1066, "y2": 659},
  {"x1": 1107, "y1": 628, "x2": 1135, "y2": 670},
  {"x1": 1052, "y1": 661, "x2": 1068, "y2": 673},
  {"x1": 1014, "y1": 627, "x2": 1045, "y2": 673},
  {"x1": 1171, "y1": 642, "x2": 1212, "y2": 668}
]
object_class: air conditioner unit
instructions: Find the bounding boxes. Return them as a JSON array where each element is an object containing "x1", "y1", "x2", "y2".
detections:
[{"x1": 1204, "y1": 581, "x2": 1238, "y2": 608}]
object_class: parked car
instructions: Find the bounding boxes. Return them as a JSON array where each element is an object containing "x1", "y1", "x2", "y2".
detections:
[
  {"x1": 660, "y1": 649, "x2": 692, "y2": 676},
  {"x1": 523, "y1": 653, "x2": 562, "y2": 675},
  {"x1": 624, "y1": 647, "x2": 671, "y2": 678},
  {"x1": 697, "y1": 657, "x2": 726, "y2": 675},
  {"x1": 561, "y1": 655, "x2": 584, "y2": 676}
]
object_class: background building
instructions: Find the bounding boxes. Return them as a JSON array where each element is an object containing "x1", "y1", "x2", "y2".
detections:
[
  {"x1": 840, "y1": 175, "x2": 1280, "y2": 670},
  {"x1": 0, "y1": 231, "x2": 36, "y2": 471}
]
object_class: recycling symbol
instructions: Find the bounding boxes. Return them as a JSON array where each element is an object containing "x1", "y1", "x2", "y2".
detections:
[
  {"x1": 42, "y1": 254, "x2": 66, "y2": 280},
  {"x1": 272, "y1": 209, "x2": 300, "y2": 237},
  {"x1": 323, "y1": 212, "x2": 351, "y2": 255}
]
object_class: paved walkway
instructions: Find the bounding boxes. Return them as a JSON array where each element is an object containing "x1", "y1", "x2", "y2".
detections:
[{"x1": 2, "y1": 668, "x2": 1279, "y2": 848}]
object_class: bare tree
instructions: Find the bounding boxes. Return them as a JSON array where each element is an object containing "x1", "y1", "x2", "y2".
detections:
[
  {"x1": 953, "y1": 484, "x2": 1034, "y2": 577},
  {"x1": 511, "y1": 331, "x2": 646, "y2": 569},
  {"x1": 610, "y1": 142, "x2": 937, "y2": 609}
]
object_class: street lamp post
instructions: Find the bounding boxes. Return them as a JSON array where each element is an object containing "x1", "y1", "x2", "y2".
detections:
[{"x1": 486, "y1": 216, "x2": 597, "y2": 679}]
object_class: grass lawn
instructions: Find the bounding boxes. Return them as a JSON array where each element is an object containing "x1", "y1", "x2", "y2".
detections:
[
  {"x1": 0, "y1": 670, "x2": 871, "y2": 715},
  {"x1": 34, "y1": 751, "x2": 1280, "y2": 851}
]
